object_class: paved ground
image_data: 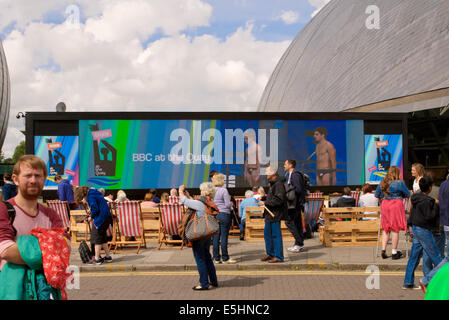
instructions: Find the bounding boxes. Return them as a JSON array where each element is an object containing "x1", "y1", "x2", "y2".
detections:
[
  {"x1": 67, "y1": 270, "x2": 424, "y2": 300},
  {"x1": 70, "y1": 233, "x2": 418, "y2": 272}
]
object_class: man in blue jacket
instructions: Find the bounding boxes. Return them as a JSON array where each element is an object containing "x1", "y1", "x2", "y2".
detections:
[
  {"x1": 55, "y1": 175, "x2": 77, "y2": 209},
  {"x1": 284, "y1": 159, "x2": 306, "y2": 253}
]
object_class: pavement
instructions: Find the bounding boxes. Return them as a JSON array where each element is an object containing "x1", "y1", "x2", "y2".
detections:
[{"x1": 70, "y1": 232, "x2": 418, "y2": 273}]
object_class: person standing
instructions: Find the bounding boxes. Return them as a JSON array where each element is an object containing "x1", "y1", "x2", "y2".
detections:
[
  {"x1": 0, "y1": 155, "x2": 67, "y2": 299},
  {"x1": 411, "y1": 163, "x2": 425, "y2": 194},
  {"x1": 420, "y1": 171, "x2": 449, "y2": 293},
  {"x1": 259, "y1": 165, "x2": 288, "y2": 263},
  {"x1": 75, "y1": 186, "x2": 113, "y2": 265},
  {"x1": 402, "y1": 176, "x2": 442, "y2": 289},
  {"x1": 2, "y1": 174, "x2": 17, "y2": 201},
  {"x1": 179, "y1": 183, "x2": 218, "y2": 290},
  {"x1": 55, "y1": 175, "x2": 77, "y2": 209},
  {"x1": 212, "y1": 173, "x2": 236, "y2": 264},
  {"x1": 283, "y1": 159, "x2": 306, "y2": 253},
  {"x1": 375, "y1": 166, "x2": 411, "y2": 260}
]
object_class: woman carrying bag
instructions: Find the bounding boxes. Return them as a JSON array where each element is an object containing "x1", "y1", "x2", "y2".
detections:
[{"x1": 179, "y1": 183, "x2": 219, "y2": 291}]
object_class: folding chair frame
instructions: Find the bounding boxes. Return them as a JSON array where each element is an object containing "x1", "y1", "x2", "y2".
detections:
[{"x1": 158, "y1": 203, "x2": 185, "y2": 250}]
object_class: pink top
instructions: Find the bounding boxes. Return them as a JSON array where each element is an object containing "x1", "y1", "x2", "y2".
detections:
[{"x1": 0, "y1": 198, "x2": 63, "y2": 271}]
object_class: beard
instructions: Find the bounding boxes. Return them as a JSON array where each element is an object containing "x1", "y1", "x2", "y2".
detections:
[{"x1": 19, "y1": 183, "x2": 43, "y2": 200}]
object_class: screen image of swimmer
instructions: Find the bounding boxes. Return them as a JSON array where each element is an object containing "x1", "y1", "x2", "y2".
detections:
[{"x1": 78, "y1": 119, "x2": 365, "y2": 189}]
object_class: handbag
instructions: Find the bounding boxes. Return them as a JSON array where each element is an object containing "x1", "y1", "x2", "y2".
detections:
[{"x1": 185, "y1": 213, "x2": 219, "y2": 241}]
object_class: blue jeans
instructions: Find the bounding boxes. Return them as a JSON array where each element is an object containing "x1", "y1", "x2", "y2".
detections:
[
  {"x1": 192, "y1": 237, "x2": 217, "y2": 288},
  {"x1": 264, "y1": 221, "x2": 284, "y2": 262},
  {"x1": 240, "y1": 219, "x2": 246, "y2": 233},
  {"x1": 213, "y1": 212, "x2": 232, "y2": 262},
  {"x1": 423, "y1": 231, "x2": 446, "y2": 276},
  {"x1": 403, "y1": 226, "x2": 442, "y2": 286},
  {"x1": 422, "y1": 231, "x2": 449, "y2": 286}
]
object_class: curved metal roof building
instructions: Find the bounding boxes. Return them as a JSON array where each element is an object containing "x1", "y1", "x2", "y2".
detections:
[
  {"x1": 259, "y1": 0, "x2": 449, "y2": 113},
  {"x1": 0, "y1": 39, "x2": 10, "y2": 150}
]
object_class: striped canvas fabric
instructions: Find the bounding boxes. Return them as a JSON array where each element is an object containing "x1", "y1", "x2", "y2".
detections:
[
  {"x1": 351, "y1": 191, "x2": 361, "y2": 206},
  {"x1": 303, "y1": 198, "x2": 324, "y2": 224},
  {"x1": 308, "y1": 192, "x2": 324, "y2": 198},
  {"x1": 115, "y1": 201, "x2": 143, "y2": 237},
  {"x1": 47, "y1": 200, "x2": 71, "y2": 229},
  {"x1": 159, "y1": 203, "x2": 184, "y2": 236},
  {"x1": 235, "y1": 198, "x2": 244, "y2": 212},
  {"x1": 168, "y1": 196, "x2": 179, "y2": 204}
]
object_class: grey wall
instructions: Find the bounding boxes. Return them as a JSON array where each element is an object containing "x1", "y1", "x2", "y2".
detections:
[
  {"x1": 259, "y1": 0, "x2": 449, "y2": 112},
  {"x1": 0, "y1": 40, "x2": 11, "y2": 151}
]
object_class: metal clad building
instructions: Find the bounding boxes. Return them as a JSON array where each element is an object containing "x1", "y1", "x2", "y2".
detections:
[
  {"x1": 259, "y1": 0, "x2": 449, "y2": 113},
  {"x1": 0, "y1": 39, "x2": 11, "y2": 150}
]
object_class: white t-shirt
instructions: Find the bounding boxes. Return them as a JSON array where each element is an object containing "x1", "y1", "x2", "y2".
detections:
[
  {"x1": 413, "y1": 179, "x2": 421, "y2": 193},
  {"x1": 359, "y1": 193, "x2": 379, "y2": 220},
  {"x1": 359, "y1": 193, "x2": 379, "y2": 207}
]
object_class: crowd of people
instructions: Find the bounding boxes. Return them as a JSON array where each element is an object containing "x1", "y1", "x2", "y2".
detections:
[{"x1": 2, "y1": 154, "x2": 449, "y2": 298}]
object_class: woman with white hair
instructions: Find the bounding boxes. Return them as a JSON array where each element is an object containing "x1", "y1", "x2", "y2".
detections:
[
  {"x1": 179, "y1": 183, "x2": 218, "y2": 290},
  {"x1": 238, "y1": 190, "x2": 260, "y2": 240},
  {"x1": 211, "y1": 173, "x2": 236, "y2": 264},
  {"x1": 115, "y1": 190, "x2": 128, "y2": 202}
]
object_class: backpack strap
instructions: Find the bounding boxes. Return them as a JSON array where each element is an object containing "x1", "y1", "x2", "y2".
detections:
[{"x1": 3, "y1": 201, "x2": 17, "y2": 237}]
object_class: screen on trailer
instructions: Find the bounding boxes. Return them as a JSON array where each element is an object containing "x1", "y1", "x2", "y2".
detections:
[
  {"x1": 364, "y1": 134, "x2": 403, "y2": 184},
  {"x1": 78, "y1": 119, "x2": 365, "y2": 189},
  {"x1": 34, "y1": 136, "x2": 80, "y2": 189}
]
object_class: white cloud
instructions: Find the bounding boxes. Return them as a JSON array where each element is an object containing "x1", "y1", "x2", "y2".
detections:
[
  {"x1": 309, "y1": 0, "x2": 332, "y2": 17},
  {"x1": 0, "y1": 1, "x2": 291, "y2": 157},
  {"x1": 275, "y1": 10, "x2": 300, "y2": 25}
]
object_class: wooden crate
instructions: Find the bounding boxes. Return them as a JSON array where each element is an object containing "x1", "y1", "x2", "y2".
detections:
[
  {"x1": 141, "y1": 208, "x2": 161, "y2": 242},
  {"x1": 245, "y1": 207, "x2": 294, "y2": 242},
  {"x1": 322, "y1": 207, "x2": 380, "y2": 247},
  {"x1": 70, "y1": 210, "x2": 90, "y2": 245}
]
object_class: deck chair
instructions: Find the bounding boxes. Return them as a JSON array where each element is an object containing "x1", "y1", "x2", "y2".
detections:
[
  {"x1": 351, "y1": 191, "x2": 361, "y2": 207},
  {"x1": 158, "y1": 203, "x2": 185, "y2": 250},
  {"x1": 47, "y1": 200, "x2": 71, "y2": 230},
  {"x1": 111, "y1": 201, "x2": 146, "y2": 254},
  {"x1": 168, "y1": 196, "x2": 180, "y2": 204},
  {"x1": 303, "y1": 197, "x2": 325, "y2": 237}
]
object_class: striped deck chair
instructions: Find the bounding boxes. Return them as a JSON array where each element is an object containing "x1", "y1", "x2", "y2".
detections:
[
  {"x1": 47, "y1": 200, "x2": 71, "y2": 230},
  {"x1": 158, "y1": 203, "x2": 185, "y2": 250},
  {"x1": 111, "y1": 201, "x2": 146, "y2": 254},
  {"x1": 303, "y1": 198, "x2": 325, "y2": 237},
  {"x1": 351, "y1": 191, "x2": 361, "y2": 207},
  {"x1": 168, "y1": 196, "x2": 180, "y2": 204}
]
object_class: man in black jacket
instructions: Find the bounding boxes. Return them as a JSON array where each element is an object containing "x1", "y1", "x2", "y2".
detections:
[
  {"x1": 402, "y1": 176, "x2": 443, "y2": 289},
  {"x1": 259, "y1": 165, "x2": 287, "y2": 263},
  {"x1": 334, "y1": 187, "x2": 356, "y2": 207},
  {"x1": 284, "y1": 159, "x2": 306, "y2": 252}
]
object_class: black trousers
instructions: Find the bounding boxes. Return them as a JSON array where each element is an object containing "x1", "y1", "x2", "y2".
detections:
[{"x1": 285, "y1": 208, "x2": 304, "y2": 246}]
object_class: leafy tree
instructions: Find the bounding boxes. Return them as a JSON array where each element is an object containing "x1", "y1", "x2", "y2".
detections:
[{"x1": 12, "y1": 141, "x2": 26, "y2": 163}]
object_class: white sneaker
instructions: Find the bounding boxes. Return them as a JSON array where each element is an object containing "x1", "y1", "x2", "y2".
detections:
[
  {"x1": 223, "y1": 258, "x2": 237, "y2": 264},
  {"x1": 288, "y1": 245, "x2": 304, "y2": 253},
  {"x1": 213, "y1": 260, "x2": 222, "y2": 264}
]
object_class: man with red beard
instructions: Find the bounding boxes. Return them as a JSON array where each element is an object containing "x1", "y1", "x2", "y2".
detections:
[{"x1": 0, "y1": 155, "x2": 65, "y2": 271}]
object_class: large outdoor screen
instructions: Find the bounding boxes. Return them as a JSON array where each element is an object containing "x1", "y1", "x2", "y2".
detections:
[
  {"x1": 78, "y1": 119, "x2": 365, "y2": 190},
  {"x1": 34, "y1": 136, "x2": 79, "y2": 190}
]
